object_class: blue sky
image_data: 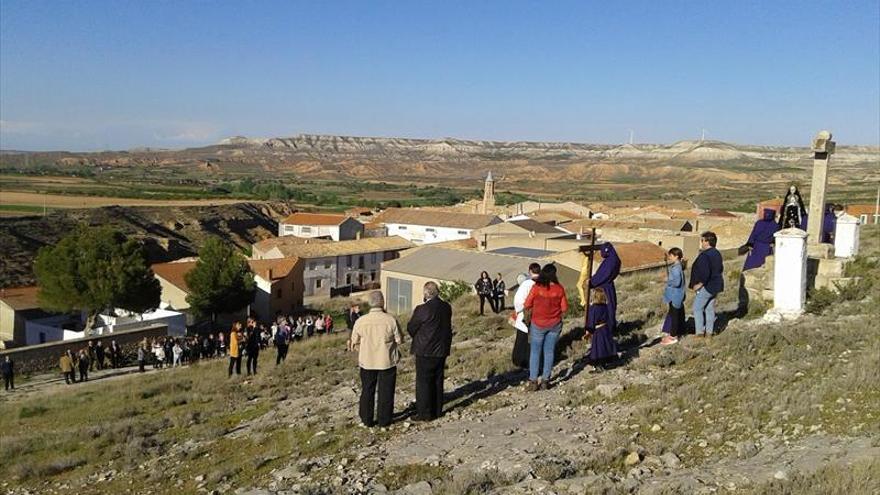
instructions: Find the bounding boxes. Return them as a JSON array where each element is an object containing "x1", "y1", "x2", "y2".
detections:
[{"x1": 1, "y1": 0, "x2": 878, "y2": 150}]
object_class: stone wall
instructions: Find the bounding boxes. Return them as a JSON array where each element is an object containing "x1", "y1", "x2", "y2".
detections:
[{"x1": 0, "y1": 324, "x2": 168, "y2": 375}]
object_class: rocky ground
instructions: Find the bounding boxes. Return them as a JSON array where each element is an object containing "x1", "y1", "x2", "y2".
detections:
[{"x1": 2, "y1": 230, "x2": 878, "y2": 494}]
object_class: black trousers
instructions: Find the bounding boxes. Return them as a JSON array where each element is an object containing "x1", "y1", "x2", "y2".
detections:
[
  {"x1": 79, "y1": 368, "x2": 88, "y2": 381},
  {"x1": 479, "y1": 295, "x2": 496, "y2": 315},
  {"x1": 228, "y1": 356, "x2": 242, "y2": 376},
  {"x1": 63, "y1": 371, "x2": 74, "y2": 384},
  {"x1": 276, "y1": 345, "x2": 289, "y2": 365},
  {"x1": 667, "y1": 302, "x2": 685, "y2": 337},
  {"x1": 246, "y1": 351, "x2": 259, "y2": 375},
  {"x1": 415, "y1": 356, "x2": 446, "y2": 420},
  {"x1": 3, "y1": 374, "x2": 13, "y2": 390},
  {"x1": 512, "y1": 330, "x2": 529, "y2": 369},
  {"x1": 359, "y1": 367, "x2": 397, "y2": 427},
  {"x1": 138, "y1": 360, "x2": 145, "y2": 373}
]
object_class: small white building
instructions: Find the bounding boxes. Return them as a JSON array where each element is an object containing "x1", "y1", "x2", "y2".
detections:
[
  {"x1": 376, "y1": 208, "x2": 502, "y2": 245},
  {"x1": 278, "y1": 212, "x2": 364, "y2": 241}
]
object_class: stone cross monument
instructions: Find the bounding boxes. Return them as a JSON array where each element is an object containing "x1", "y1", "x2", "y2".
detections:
[{"x1": 806, "y1": 130, "x2": 835, "y2": 258}]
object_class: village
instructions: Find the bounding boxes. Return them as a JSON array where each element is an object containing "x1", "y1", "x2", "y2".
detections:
[{"x1": 0, "y1": 132, "x2": 874, "y2": 374}]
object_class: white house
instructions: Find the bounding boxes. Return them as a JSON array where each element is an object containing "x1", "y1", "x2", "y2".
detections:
[
  {"x1": 278, "y1": 213, "x2": 364, "y2": 241},
  {"x1": 376, "y1": 208, "x2": 502, "y2": 245}
]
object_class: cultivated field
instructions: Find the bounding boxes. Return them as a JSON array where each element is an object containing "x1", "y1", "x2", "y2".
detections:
[{"x1": 0, "y1": 191, "x2": 256, "y2": 210}]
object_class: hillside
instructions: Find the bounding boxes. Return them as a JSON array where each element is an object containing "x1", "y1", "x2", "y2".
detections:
[
  {"x1": 1, "y1": 226, "x2": 877, "y2": 494},
  {"x1": 2, "y1": 135, "x2": 877, "y2": 206},
  {"x1": 0, "y1": 201, "x2": 294, "y2": 288}
]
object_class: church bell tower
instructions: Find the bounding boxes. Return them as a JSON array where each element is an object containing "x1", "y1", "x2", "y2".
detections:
[{"x1": 481, "y1": 171, "x2": 496, "y2": 214}]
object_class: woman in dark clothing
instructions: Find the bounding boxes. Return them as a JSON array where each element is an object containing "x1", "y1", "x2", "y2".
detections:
[
  {"x1": 474, "y1": 271, "x2": 496, "y2": 315},
  {"x1": 493, "y1": 273, "x2": 506, "y2": 313},
  {"x1": 586, "y1": 288, "x2": 617, "y2": 368},
  {"x1": 245, "y1": 319, "x2": 261, "y2": 375}
]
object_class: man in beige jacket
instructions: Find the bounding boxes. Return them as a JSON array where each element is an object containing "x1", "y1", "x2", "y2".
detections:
[{"x1": 349, "y1": 291, "x2": 405, "y2": 427}]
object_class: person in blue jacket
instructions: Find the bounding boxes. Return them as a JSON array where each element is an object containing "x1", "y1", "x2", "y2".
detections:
[
  {"x1": 661, "y1": 247, "x2": 686, "y2": 345},
  {"x1": 689, "y1": 232, "x2": 724, "y2": 337}
]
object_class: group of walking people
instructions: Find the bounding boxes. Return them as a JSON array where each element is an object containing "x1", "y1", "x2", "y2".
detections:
[{"x1": 56, "y1": 340, "x2": 125, "y2": 384}]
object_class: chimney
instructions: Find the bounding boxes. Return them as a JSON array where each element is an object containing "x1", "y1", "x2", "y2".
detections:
[{"x1": 268, "y1": 268, "x2": 273, "y2": 280}]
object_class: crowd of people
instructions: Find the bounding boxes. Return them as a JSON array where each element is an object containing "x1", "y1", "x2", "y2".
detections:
[
  {"x1": 348, "y1": 230, "x2": 727, "y2": 426},
  {"x1": 50, "y1": 311, "x2": 343, "y2": 385}
]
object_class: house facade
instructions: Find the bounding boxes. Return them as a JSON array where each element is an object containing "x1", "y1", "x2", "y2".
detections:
[
  {"x1": 152, "y1": 257, "x2": 304, "y2": 322},
  {"x1": 377, "y1": 208, "x2": 502, "y2": 245},
  {"x1": 278, "y1": 212, "x2": 364, "y2": 241},
  {"x1": 251, "y1": 236, "x2": 414, "y2": 298}
]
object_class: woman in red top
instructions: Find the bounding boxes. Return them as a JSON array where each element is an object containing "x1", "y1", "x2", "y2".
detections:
[{"x1": 524, "y1": 263, "x2": 569, "y2": 390}]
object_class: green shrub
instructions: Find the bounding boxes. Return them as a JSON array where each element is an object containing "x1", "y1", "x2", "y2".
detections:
[
  {"x1": 18, "y1": 406, "x2": 49, "y2": 419},
  {"x1": 439, "y1": 280, "x2": 472, "y2": 303}
]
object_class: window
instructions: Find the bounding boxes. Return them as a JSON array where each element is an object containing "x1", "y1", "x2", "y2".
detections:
[
  {"x1": 358, "y1": 255, "x2": 365, "y2": 269},
  {"x1": 346, "y1": 255, "x2": 353, "y2": 268},
  {"x1": 315, "y1": 278, "x2": 323, "y2": 289},
  {"x1": 386, "y1": 277, "x2": 413, "y2": 314},
  {"x1": 309, "y1": 262, "x2": 317, "y2": 271},
  {"x1": 39, "y1": 332, "x2": 46, "y2": 344},
  {"x1": 301, "y1": 226, "x2": 312, "y2": 234},
  {"x1": 324, "y1": 260, "x2": 331, "y2": 269},
  {"x1": 345, "y1": 273, "x2": 352, "y2": 285},
  {"x1": 426, "y1": 227, "x2": 436, "y2": 233},
  {"x1": 861, "y1": 214, "x2": 868, "y2": 224},
  {"x1": 458, "y1": 230, "x2": 468, "y2": 235},
  {"x1": 370, "y1": 270, "x2": 377, "y2": 281},
  {"x1": 398, "y1": 225, "x2": 408, "y2": 231},
  {"x1": 284, "y1": 225, "x2": 295, "y2": 233}
]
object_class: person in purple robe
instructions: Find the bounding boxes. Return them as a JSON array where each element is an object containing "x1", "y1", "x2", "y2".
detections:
[
  {"x1": 822, "y1": 204, "x2": 837, "y2": 243},
  {"x1": 742, "y1": 208, "x2": 779, "y2": 271},
  {"x1": 589, "y1": 242, "x2": 620, "y2": 333},
  {"x1": 586, "y1": 288, "x2": 617, "y2": 368}
]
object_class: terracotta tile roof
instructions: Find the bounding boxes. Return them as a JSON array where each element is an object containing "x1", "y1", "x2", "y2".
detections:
[
  {"x1": 613, "y1": 242, "x2": 668, "y2": 272},
  {"x1": 0, "y1": 286, "x2": 41, "y2": 311},
  {"x1": 248, "y1": 257, "x2": 300, "y2": 281},
  {"x1": 152, "y1": 260, "x2": 197, "y2": 293},
  {"x1": 280, "y1": 212, "x2": 349, "y2": 226},
  {"x1": 153, "y1": 257, "x2": 301, "y2": 293},
  {"x1": 375, "y1": 207, "x2": 501, "y2": 230},
  {"x1": 253, "y1": 235, "x2": 333, "y2": 252},
  {"x1": 845, "y1": 204, "x2": 879, "y2": 216},
  {"x1": 270, "y1": 236, "x2": 415, "y2": 259}
]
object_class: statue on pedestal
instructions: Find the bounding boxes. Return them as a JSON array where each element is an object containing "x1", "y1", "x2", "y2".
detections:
[{"x1": 779, "y1": 184, "x2": 807, "y2": 230}]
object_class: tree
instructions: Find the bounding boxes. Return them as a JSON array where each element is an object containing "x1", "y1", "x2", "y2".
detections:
[
  {"x1": 34, "y1": 226, "x2": 161, "y2": 334},
  {"x1": 185, "y1": 237, "x2": 255, "y2": 326}
]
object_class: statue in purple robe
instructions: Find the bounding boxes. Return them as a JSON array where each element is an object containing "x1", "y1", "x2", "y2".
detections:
[
  {"x1": 779, "y1": 184, "x2": 807, "y2": 230},
  {"x1": 589, "y1": 243, "x2": 620, "y2": 333},
  {"x1": 742, "y1": 208, "x2": 779, "y2": 271}
]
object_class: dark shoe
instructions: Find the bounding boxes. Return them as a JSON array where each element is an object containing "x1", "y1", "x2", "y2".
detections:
[
  {"x1": 411, "y1": 415, "x2": 433, "y2": 422},
  {"x1": 538, "y1": 381, "x2": 550, "y2": 391},
  {"x1": 526, "y1": 380, "x2": 540, "y2": 392}
]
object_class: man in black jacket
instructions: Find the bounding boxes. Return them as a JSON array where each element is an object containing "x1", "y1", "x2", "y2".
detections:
[
  {"x1": 1, "y1": 356, "x2": 14, "y2": 391},
  {"x1": 689, "y1": 231, "x2": 724, "y2": 337},
  {"x1": 406, "y1": 281, "x2": 452, "y2": 421}
]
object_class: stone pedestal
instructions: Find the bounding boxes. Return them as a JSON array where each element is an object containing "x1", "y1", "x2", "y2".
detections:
[
  {"x1": 834, "y1": 213, "x2": 860, "y2": 258},
  {"x1": 766, "y1": 228, "x2": 808, "y2": 320}
]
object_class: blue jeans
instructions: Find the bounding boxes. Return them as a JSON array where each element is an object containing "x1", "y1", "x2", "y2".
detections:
[
  {"x1": 693, "y1": 288, "x2": 717, "y2": 335},
  {"x1": 529, "y1": 322, "x2": 562, "y2": 381}
]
